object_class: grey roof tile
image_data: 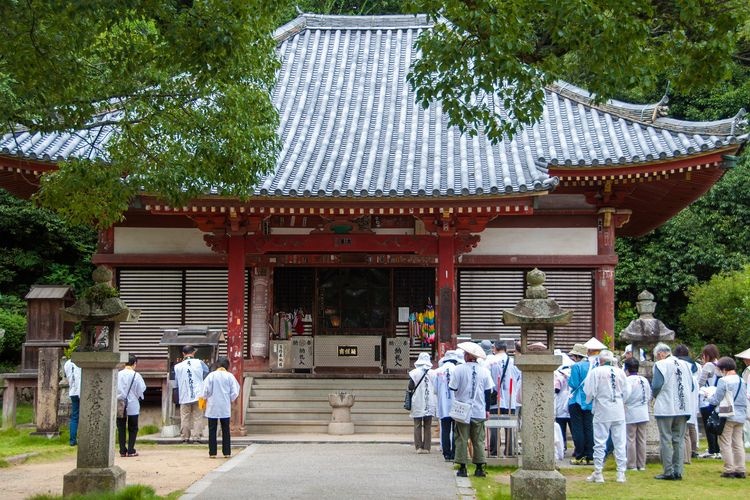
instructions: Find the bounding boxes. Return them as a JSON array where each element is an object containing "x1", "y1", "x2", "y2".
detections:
[{"x1": 2, "y1": 14, "x2": 747, "y2": 200}]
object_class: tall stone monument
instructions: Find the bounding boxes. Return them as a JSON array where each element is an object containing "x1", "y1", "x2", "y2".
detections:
[
  {"x1": 503, "y1": 269, "x2": 572, "y2": 500},
  {"x1": 61, "y1": 266, "x2": 140, "y2": 496},
  {"x1": 619, "y1": 290, "x2": 674, "y2": 462}
]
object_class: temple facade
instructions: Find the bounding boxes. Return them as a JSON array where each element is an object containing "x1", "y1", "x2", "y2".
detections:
[{"x1": 1, "y1": 14, "x2": 747, "y2": 379}]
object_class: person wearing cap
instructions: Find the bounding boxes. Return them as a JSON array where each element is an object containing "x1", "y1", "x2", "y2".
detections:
[
  {"x1": 435, "y1": 350, "x2": 460, "y2": 461},
  {"x1": 583, "y1": 350, "x2": 629, "y2": 483},
  {"x1": 478, "y1": 340, "x2": 493, "y2": 365},
  {"x1": 624, "y1": 344, "x2": 646, "y2": 362},
  {"x1": 409, "y1": 352, "x2": 437, "y2": 454},
  {"x1": 652, "y1": 342, "x2": 695, "y2": 480},
  {"x1": 486, "y1": 340, "x2": 521, "y2": 457},
  {"x1": 737, "y1": 348, "x2": 750, "y2": 448},
  {"x1": 568, "y1": 342, "x2": 594, "y2": 465},
  {"x1": 450, "y1": 342, "x2": 495, "y2": 478},
  {"x1": 174, "y1": 345, "x2": 210, "y2": 443}
]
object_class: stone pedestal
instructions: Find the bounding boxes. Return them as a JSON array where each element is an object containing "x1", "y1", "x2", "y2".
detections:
[
  {"x1": 328, "y1": 392, "x2": 355, "y2": 435},
  {"x1": 63, "y1": 351, "x2": 127, "y2": 496},
  {"x1": 33, "y1": 346, "x2": 63, "y2": 436},
  {"x1": 510, "y1": 353, "x2": 566, "y2": 500},
  {"x1": 639, "y1": 359, "x2": 663, "y2": 463}
]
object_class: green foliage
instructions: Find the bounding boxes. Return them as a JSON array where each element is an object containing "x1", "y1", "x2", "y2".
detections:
[
  {"x1": 614, "y1": 301, "x2": 638, "y2": 348},
  {"x1": 139, "y1": 424, "x2": 160, "y2": 436},
  {"x1": 0, "y1": 308, "x2": 27, "y2": 365},
  {"x1": 1, "y1": 1, "x2": 286, "y2": 228},
  {"x1": 681, "y1": 265, "x2": 750, "y2": 356},
  {"x1": 405, "y1": 0, "x2": 749, "y2": 142},
  {"x1": 81, "y1": 283, "x2": 119, "y2": 308},
  {"x1": 0, "y1": 189, "x2": 96, "y2": 297},
  {"x1": 29, "y1": 485, "x2": 169, "y2": 500},
  {"x1": 615, "y1": 154, "x2": 750, "y2": 332},
  {"x1": 63, "y1": 330, "x2": 81, "y2": 360}
]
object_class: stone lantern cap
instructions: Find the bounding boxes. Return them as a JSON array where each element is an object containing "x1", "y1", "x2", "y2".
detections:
[
  {"x1": 502, "y1": 269, "x2": 573, "y2": 326},
  {"x1": 62, "y1": 266, "x2": 140, "y2": 323},
  {"x1": 619, "y1": 290, "x2": 674, "y2": 342}
]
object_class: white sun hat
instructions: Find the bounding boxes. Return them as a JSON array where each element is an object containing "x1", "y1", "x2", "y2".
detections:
[
  {"x1": 735, "y1": 347, "x2": 750, "y2": 360},
  {"x1": 457, "y1": 341, "x2": 487, "y2": 360},
  {"x1": 414, "y1": 352, "x2": 432, "y2": 368},
  {"x1": 584, "y1": 337, "x2": 607, "y2": 351}
]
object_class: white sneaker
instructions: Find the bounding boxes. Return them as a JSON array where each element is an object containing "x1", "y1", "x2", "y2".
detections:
[
  {"x1": 698, "y1": 452, "x2": 713, "y2": 459},
  {"x1": 616, "y1": 471, "x2": 626, "y2": 483},
  {"x1": 586, "y1": 471, "x2": 604, "y2": 483}
]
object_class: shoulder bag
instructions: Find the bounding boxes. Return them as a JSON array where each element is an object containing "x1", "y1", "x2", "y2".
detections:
[
  {"x1": 403, "y1": 369, "x2": 429, "y2": 411},
  {"x1": 117, "y1": 373, "x2": 136, "y2": 419},
  {"x1": 706, "y1": 381, "x2": 743, "y2": 435}
]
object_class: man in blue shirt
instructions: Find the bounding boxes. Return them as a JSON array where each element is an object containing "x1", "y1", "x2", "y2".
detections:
[{"x1": 568, "y1": 343, "x2": 594, "y2": 464}]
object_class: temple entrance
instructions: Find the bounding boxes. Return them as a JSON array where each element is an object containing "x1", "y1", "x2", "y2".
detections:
[{"x1": 272, "y1": 266, "x2": 435, "y2": 372}]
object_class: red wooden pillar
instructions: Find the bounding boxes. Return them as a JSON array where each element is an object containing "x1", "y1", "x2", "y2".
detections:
[
  {"x1": 595, "y1": 208, "x2": 616, "y2": 346},
  {"x1": 437, "y1": 228, "x2": 456, "y2": 357},
  {"x1": 227, "y1": 234, "x2": 246, "y2": 434}
]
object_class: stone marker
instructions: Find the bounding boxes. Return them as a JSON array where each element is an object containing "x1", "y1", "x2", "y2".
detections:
[{"x1": 503, "y1": 269, "x2": 571, "y2": 500}]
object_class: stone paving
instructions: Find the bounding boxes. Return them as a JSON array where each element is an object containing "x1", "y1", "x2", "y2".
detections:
[{"x1": 181, "y1": 442, "x2": 470, "y2": 500}]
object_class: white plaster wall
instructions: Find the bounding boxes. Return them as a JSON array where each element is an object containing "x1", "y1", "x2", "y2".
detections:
[
  {"x1": 114, "y1": 227, "x2": 211, "y2": 254},
  {"x1": 472, "y1": 227, "x2": 597, "y2": 255},
  {"x1": 271, "y1": 227, "x2": 414, "y2": 235}
]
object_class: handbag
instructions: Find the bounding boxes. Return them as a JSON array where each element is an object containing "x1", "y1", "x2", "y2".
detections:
[
  {"x1": 706, "y1": 408, "x2": 726, "y2": 435},
  {"x1": 403, "y1": 369, "x2": 429, "y2": 411}
]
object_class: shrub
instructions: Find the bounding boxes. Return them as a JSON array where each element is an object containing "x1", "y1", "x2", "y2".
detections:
[{"x1": 0, "y1": 308, "x2": 26, "y2": 365}]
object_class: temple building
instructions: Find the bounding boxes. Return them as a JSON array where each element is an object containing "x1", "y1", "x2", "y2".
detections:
[{"x1": 1, "y1": 14, "x2": 747, "y2": 382}]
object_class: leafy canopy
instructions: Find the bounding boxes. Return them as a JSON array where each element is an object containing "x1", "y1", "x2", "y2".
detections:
[
  {"x1": 681, "y1": 265, "x2": 750, "y2": 357},
  {"x1": 0, "y1": 1, "x2": 286, "y2": 228},
  {"x1": 405, "y1": 0, "x2": 750, "y2": 141}
]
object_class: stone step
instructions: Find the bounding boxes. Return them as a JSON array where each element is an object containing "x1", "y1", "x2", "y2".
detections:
[
  {"x1": 245, "y1": 376, "x2": 413, "y2": 435},
  {"x1": 251, "y1": 386, "x2": 404, "y2": 395},
  {"x1": 245, "y1": 407, "x2": 410, "y2": 422},
  {"x1": 247, "y1": 397, "x2": 403, "y2": 410},
  {"x1": 250, "y1": 379, "x2": 407, "y2": 389},
  {"x1": 245, "y1": 419, "x2": 413, "y2": 435}
]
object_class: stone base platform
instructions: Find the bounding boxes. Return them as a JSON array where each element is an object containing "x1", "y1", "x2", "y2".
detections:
[
  {"x1": 510, "y1": 469, "x2": 566, "y2": 500},
  {"x1": 63, "y1": 466, "x2": 126, "y2": 496}
]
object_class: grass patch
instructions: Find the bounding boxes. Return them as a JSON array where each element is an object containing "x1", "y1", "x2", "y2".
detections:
[
  {"x1": 16, "y1": 402, "x2": 35, "y2": 425},
  {"x1": 469, "y1": 455, "x2": 747, "y2": 499},
  {"x1": 0, "y1": 426, "x2": 74, "y2": 461},
  {"x1": 139, "y1": 424, "x2": 159, "y2": 436},
  {"x1": 29, "y1": 484, "x2": 181, "y2": 500}
]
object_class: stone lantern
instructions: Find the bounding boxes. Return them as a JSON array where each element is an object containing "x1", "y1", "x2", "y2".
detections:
[
  {"x1": 502, "y1": 268, "x2": 572, "y2": 500},
  {"x1": 619, "y1": 290, "x2": 674, "y2": 462},
  {"x1": 61, "y1": 266, "x2": 140, "y2": 496}
]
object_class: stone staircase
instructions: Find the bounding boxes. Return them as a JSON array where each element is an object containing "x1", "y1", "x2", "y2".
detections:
[{"x1": 245, "y1": 376, "x2": 413, "y2": 434}]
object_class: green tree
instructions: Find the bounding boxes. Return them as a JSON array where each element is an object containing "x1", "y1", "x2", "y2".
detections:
[
  {"x1": 0, "y1": 189, "x2": 96, "y2": 297},
  {"x1": 1, "y1": 1, "x2": 286, "y2": 228},
  {"x1": 681, "y1": 265, "x2": 750, "y2": 356},
  {"x1": 614, "y1": 63, "x2": 750, "y2": 336},
  {"x1": 405, "y1": 0, "x2": 750, "y2": 141}
]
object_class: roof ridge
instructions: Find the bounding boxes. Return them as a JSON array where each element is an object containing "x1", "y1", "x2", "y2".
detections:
[
  {"x1": 548, "y1": 81, "x2": 747, "y2": 137},
  {"x1": 274, "y1": 13, "x2": 432, "y2": 43}
]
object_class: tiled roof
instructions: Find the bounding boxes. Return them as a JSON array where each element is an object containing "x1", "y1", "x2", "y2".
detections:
[{"x1": 2, "y1": 14, "x2": 747, "y2": 200}]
